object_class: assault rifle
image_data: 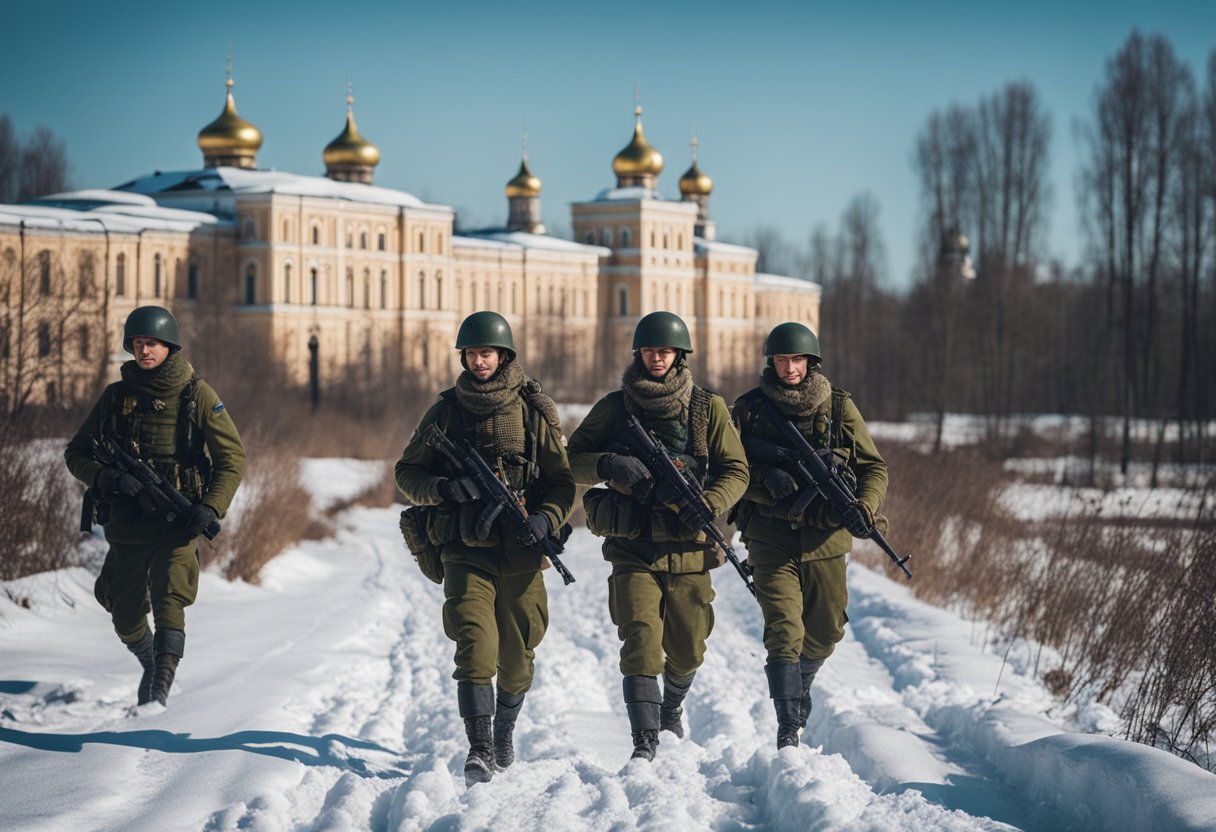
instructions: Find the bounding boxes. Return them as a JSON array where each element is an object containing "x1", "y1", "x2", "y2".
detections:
[
  {"x1": 424, "y1": 423, "x2": 576, "y2": 585},
  {"x1": 742, "y1": 408, "x2": 912, "y2": 580},
  {"x1": 90, "y1": 435, "x2": 221, "y2": 541},
  {"x1": 621, "y1": 414, "x2": 757, "y2": 598}
]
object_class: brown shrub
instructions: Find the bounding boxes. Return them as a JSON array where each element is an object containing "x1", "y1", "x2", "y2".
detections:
[{"x1": 0, "y1": 419, "x2": 81, "y2": 581}]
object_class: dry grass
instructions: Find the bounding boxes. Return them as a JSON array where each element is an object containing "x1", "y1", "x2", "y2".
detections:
[{"x1": 0, "y1": 419, "x2": 81, "y2": 583}]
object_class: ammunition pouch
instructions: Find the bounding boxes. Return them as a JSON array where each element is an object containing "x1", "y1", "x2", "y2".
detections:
[
  {"x1": 400, "y1": 506, "x2": 444, "y2": 584},
  {"x1": 458, "y1": 501, "x2": 503, "y2": 547},
  {"x1": 583, "y1": 488, "x2": 643, "y2": 539}
]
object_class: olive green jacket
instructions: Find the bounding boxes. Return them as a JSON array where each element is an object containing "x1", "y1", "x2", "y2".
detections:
[
  {"x1": 567, "y1": 390, "x2": 749, "y2": 573},
  {"x1": 65, "y1": 372, "x2": 246, "y2": 544},
  {"x1": 395, "y1": 392, "x2": 575, "y2": 576},
  {"x1": 732, "y1": 387, "x2": 887, "y2": 563}
]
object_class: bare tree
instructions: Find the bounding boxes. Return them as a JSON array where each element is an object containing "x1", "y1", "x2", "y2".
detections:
[
  {"x1": 0, "y1": 115, "x2": 17, "y2": 204},
  {"x1": 16, "y1": 125, "x2": 71, "y2": 202}
]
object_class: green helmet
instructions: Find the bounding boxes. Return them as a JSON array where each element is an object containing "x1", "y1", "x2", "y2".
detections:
[
  {"x1": 632, "y1": 311, "x2": 693, "y2": 352},
  {"x1": 123, "y1": 305, "x2": 181, "y2": 353},
  {"x1": 455, "y1": 311, "x2": 516, "y2": 361},
  {"x1": 763, "y1": 322, "x2": 820, "y2": 360}
]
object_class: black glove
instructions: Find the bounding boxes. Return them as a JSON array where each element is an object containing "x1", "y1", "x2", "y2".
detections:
[
  {"x1": 438, "y1": 477, "x2": 482, "y2": 503},
  {"x1": 185, "y1": 503, "x2": 218, "y2": 538},
  {"x1": 521, "y1": 513, "x2": 550, "y2": 545},
  {"x1": 841, "y1": 503, "x2": 874, "y2": 537},
  {"x1": 761, "y1": 467, "x2": 799, "y2": 500},
  {"x1": 676, "y1": 496, "x2": 711, "y2": 530},
  {"x1": 597, "y1": 454, "x2": 652, "y2": 489},
  {"x1": 95, "y1": 466, "x2": 142, "y2": 498}
]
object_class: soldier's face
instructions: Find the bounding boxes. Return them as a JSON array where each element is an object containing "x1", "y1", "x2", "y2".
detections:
[
  {"x1": 639, "y1": 347, "x2": 678, "y2": 378},
  {"x1": 465, "y1": 347, "x2": 502, "y2": 380},
  {"x1": 130, "y1": 337, "x2": 170, "y2": 370},
  {"x1": 773, "y1": 353, "x2": 809, "y2": 385}
]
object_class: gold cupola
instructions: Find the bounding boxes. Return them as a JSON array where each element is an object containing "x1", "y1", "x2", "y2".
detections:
[
  {"x1": 197, "y1": 73, "x2": 263, "y2": 169},
  {"x1": 324, "y1": 86, "x2": 380, "y2": 184},
  {"x1": 613, "y1": 105, "x2": 664, "y2": 189},
  {"x1": 506, "y1": 138, "x2": 545, "y2": 234},
  {"x1": 678, "y1": 136, "x2": 713, "y2": 196}
]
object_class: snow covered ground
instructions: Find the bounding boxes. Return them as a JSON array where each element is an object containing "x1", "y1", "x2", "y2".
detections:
[{"x1": 3, "y1": 463, "x2": 1215, "y2": 831}]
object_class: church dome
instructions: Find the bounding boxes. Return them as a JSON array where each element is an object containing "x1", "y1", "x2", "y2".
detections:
[
  {"x1": 323, "y1": 96, "x2": 381, "y2": 169},
  {"x1": 197, "y1": 78, "x2": 263, "y2": 163},
  {"x1": 679, "y1": 160, "x2": 713, "y2": 196},
  {"x1": 612, "y1": 106, "x2": 664, "y2": 178},
  {"x1": 505, "y1": 157, "x2": 541, "y2": 198}
]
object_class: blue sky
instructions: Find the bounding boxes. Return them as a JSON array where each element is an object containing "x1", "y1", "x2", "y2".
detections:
[{"x1": 2, "y1": 0, "x2": 1212, "y2": 288}]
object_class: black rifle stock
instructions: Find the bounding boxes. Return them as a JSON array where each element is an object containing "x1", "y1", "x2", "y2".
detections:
[
  {"x1": 91, "y1": 435, "x2": 221, "y2": 541},
  {"x1": 621, "y1": 414, "x2": 757, "y2": 598},
  {"x1": 424, "y1": 423, "x2": 575, "y2": 585},
  {"x1": 743, "y1": 421, "x2": 912, "y2": 580}
]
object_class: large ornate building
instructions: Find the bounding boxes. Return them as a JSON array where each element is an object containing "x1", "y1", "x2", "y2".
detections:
[{"x1": 0, "y1": 76, "x2": 820, "y2": 410}]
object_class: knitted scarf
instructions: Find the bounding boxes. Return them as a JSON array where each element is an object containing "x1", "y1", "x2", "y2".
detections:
[
  {"x1": 759, "y1": 365, "x2": 831, "y2": 432},
  {"x1": 621, "y1": 357, "x2": 693, "y2": 419},
  {"x1": 119, "y1": 350, "x2": 193, "y2": 403},
  {"x1": 455, "y1": 359, "x2": 527, "y2": 456}
]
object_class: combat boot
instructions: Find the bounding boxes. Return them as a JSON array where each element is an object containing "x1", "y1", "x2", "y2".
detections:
[
  {"x1": 659, "y1": 671, "x2": 694, "y2": 739},
  {"x1": 798, "y1": 656, "x2": 826, "y2": 728},
  {"x1": 458, "y1": 682, "x2": 495, "y2": 786},
  {"x1": 493, "y1": 688, "x2": 526, "y2": 770},
  {"x1": 623, "y1": 675, "x2": 662, "y2": 761},
  {"x1": 149, "y1": 629, "x2": 185, "y2": 706},
  {"x1": 766, "y1": 662, "x2": 803, "y2": 749},
  {"x1": 125, "y1": 630, "x2": 155, "y2": 705}
]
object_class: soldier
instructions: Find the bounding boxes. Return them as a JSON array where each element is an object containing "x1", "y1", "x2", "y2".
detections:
[
  {"x1": 567, "y1": 311, "x2": 749, "y2": 762},
  {"x1": 732, "y1": 322, "x2": 888, "y2": 748},
  {"x1": 64, "y1": 305, "x2": 245, "y2": 707},
  {"x1": 395, "y1": 311, "x2": 574, "y2": 787}
]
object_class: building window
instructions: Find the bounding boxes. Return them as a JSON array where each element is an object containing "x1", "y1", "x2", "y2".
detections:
[
  {"x1": 617, "y1": 285, "x2": 628, "y2": 316},
  {"x1": 417, "y1": 231, "x2": 425, "y2": 253},
  {"x1": 346, "y1": 227, "x2": 353, "y2": 248},
  {"x1": 663, "y1": 232, "x2": 669, "y2": 248},
  {"x1": 244, "y1": 264, "x2": 257, "y2": 304},
  {"x1": 39, "y1": 250, "x2": 51, "y2": 295},
  {"x1": 418, "y1": 272, "x2": 426, "y2": 309},
  {"x1": 363, "y1": 268, "x2": 371, "y2": 310},
  {"x1": 380, "y1": 270, "x2": 388, "y2": 309},
  {"x1": 360, "y1": 231, "x2": 368, "y2": 250},
  {"x1": 584, "y1": 231, "x2": 595, "y2": 244},
  {"x1": 602, "y1": 228, "x2": 613, "y2": 247},
  {"x1": 284, "y1": 263, "x2": 293, "y2": 303},
  {"x1": 116, "y1": 253, "x2": 126, "y2": 296},
  {"x1": 649, "y1": 230, "x2": 656, "y2": 247},
  {"x1": 436, "y1": 272, "x2": 443, "y2": 309},
  {"x1": 154, "y1": 254, "x2": 162, "y2": 297},
  {"x1": 78, "y1": 252, "x2": 94, "y2": 297},
  {"x1": 310, "y1": 268, "x2": 319, "y2": 305},
  {"x1": 77, "y1": 324, "x2": 90, "y2": 359},
  {"x1": 311, "y1": 225, "x2": 320, "y2": 245},
  {"x1": 188, "y1": 263, "x2": 198, "y2": 299},
  {"x1": 677, "y1": 233, "x2": 683, "y2": 249},
  {"x1": 282, "y1": 219, "x2": 291, "y2": 242},
  {"x1": 621, "y1": 228, "x2": 632, "y2": 247},
  {"x1": 378, "y1": 231, "x2": 386, "y2": 251},
  {"x1": 346, "y1": 269, "x2": 355, "y2": 308},
  {"x1": 37, "y1": 322, "x2": 51, "y2": 357},
  {"x1": 241, "y1": 217, "x2": 256, "y2": 239}
]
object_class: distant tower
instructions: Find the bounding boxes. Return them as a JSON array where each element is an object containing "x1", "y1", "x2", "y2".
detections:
[
  {"x1": 612, "y1": 103, "x2": 664, "y2": 190},
  {"x1": 679, "y1": 136, "x2": 715, "y2": 240},
  {"x1": 939, "y1": 225, "x2": 976, "y2": 280},
  {"x1": 505, "y1": 137, "x2": 545, "y2": 234},
  {"x1": 197, "y1": 59, "x2": 263, "y2": 169},
  {"x1": 323, "y1": 84, "x2": 381, "y2": 184}
]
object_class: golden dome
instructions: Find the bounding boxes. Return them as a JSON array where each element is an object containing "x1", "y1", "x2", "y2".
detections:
[
  {"x1": 323, "y1": 95, "x2": 381, "y2": 169},
  {"x1": 679, "y1": 137, "x2": 713, "y2": 195},
  {"x1": 613, "y1": 106, "x2": 664, "y2": 178},
  {"x1": 505, "y1": 157, "x2": 541, "y2": 198},
  {"x1": 197, "y1": 78, "x2": 263, "y2": 155}
]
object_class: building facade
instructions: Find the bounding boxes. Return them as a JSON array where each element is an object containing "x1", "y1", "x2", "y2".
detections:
[{"x1": 0, "y1": 78, "x2": 820, "y2": 411}]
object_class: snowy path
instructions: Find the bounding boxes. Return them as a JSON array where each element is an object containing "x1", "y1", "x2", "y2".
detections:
[{"x1": 3, "y1": 500, "x2": 1215, "y2": 831}]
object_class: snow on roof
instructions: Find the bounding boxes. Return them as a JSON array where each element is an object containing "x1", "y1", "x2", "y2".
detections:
[
  {"x1": 116, "y1": 167, "x2": 448, "y2": 213},
  {"x1": 588, "y1": 185, "x2": 666, "y2": 203},
  {"x1": 0, "y1": 195, "x2": 225, "y2": 235},
  {"x1": 755, "y1": 272, "x2": 822, "y2": 293},
  {"x1": 695, "y1": 237, "x2": 757, "y2": 257},
  {"x1": 458, "y1": 229, "x2": 610, "y2": 256}
]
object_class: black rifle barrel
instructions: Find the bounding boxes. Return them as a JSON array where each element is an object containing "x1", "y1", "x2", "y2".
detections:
[
  {"x1": 622, "y1": 414, "x2": 757, "y2": 598},
  {"x1": 424, "y1": 424, "x2": 575, "y2": 585}
]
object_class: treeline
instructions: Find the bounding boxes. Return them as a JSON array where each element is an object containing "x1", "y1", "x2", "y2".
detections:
[
  {"x1": 0, "y1": 115, "x2": 71, "y2": 204},
  {"x1": 750, "y1": 31, "x2": 1216, "y2": 479}
]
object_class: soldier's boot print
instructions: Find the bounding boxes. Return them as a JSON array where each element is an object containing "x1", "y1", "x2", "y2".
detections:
[
  {"x1": 798, "y1": 656, "x2": 826, "y2": 729},
  {"x1": 766, "y1": 662, "x2": 803, "y2": 749},
  {"x1": 125, "y1": 630, "x2": 156, "y2": 705},
  {"x1": 493, "y1": 688, "x2": 526, "y2": 770},
  {"x1": 458, "y1": 682, "x2": 496, "y2": 786},
  {"x1": 150, "y1": 629, "x2": 185, "y2": 706},
  {"x1": 659, "y1": 671, "x2": 694, "y2": 739},
  {"x1": 624, "y1": 675, "x2": 662, "y2": 762}
]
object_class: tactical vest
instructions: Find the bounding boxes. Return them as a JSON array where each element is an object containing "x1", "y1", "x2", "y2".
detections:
[
  {"x1": 104, "y1": 376, "x2": 210, "y2": 503},
  {"x1": 605, "y1": 385, "x2": 714, "y2": 485}
]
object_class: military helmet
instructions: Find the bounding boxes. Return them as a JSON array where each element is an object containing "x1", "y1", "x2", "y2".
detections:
[
  {"x1": 763, "y1": 322, "x2": 820, "y2": 360},
  {"x1": 123, "y1": 305, "x2": 181, "y2": 353},
  {"x1": 455, "y1": 311, "x2": 516, "y2": 361},
  {"x1": 632, "y1": 311, "x2": 693, "y2": 353}
]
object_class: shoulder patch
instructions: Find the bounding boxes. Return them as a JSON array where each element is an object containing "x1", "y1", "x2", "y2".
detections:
[{"x1": 212, "y1": 402, "x2": 225, "y2": 414}]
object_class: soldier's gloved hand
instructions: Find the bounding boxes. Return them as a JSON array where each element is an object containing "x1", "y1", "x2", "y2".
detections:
[
  {"x1": 95, "y1": 466, "x2": 142, "y2": 498},
  {"x1": 676, "y1": 496, "x2": 711, "y2": 530},
  {"x1": 521, "y1": 513, "x2": 550, "y2": 545},
  {"x1": 438, "y1": 477, "x2": 481, "y2": 503},
  {"x1": 761, "y1": 467, "x2": 799, "y2": 500},
  {"x1": 185, "y1": 504, "x2": 218, "y2": 538},
  {"x1": 597, "y1": 454, "x2": 651, "y2": 489},
  {"x1": 841, "y1": 503, "x2": 874, "y2": 537}
]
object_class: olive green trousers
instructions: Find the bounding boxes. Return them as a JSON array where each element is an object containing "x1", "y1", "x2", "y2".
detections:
[
  {"x1": 607, "y1": 562, "x2": 715, "y2": 685},
  {"x1": 749, "y1": 548, "x2": 848, "y2": 665},
  {"x1": 94, "y1": 536, "x2": 199, "y2": 644}
]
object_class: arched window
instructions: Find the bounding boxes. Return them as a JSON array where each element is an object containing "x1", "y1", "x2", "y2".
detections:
[
  {"x1": 617, "y1": 285, "x2": 629, "y2": 317},
  {"x1": 417, "y1": 231, "x2": 425, "y2": 253},
  {"x1": 244, "y1": 264, "x2": 257, "y2": 304},
  {"x1": 153, "y1": 254, "x2": 162, "y2": 297},
  {"x1": 311, "y1": 225, "x2": 320, "y2": 245},
  {"x1": 418, "y1": 271, "x2": 427, "y2": 309},
  {"x1": 38, "y1": 250, "x2": 51, "y2": 295},
  {"x1": 380, "y1": 270, "x2": 388, "y2": 309},
  {"x1": 284, "y1": 263, "x2": 293, "y2": 303},
  {"x1": 346, "y1": 269, "x2": 355, "y2": 308},
  {"x1": 378, "y1": 230, "x2": 387, "y2": 251},
  {"x1": 310, "y1": 268, "x2": 319, "y2": 305},
  {"x1": 116, "y1": 253, "x2": 126, "y2": 296},
  {"x1": 360, "y1": 231, "x2": 368, "y2": 250},
  {"x1": 436, "y1": 272, "x2": 443, "y2": 309},
  {"x1": 602, "y1": 228, "x2": 613, "y2": 247},
  {"x1": 345, "y1": 227, "x2": 353, "y2": 248},
  {"x1": 363, "y1": 268, "x2": 371, "y2": 310}
]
